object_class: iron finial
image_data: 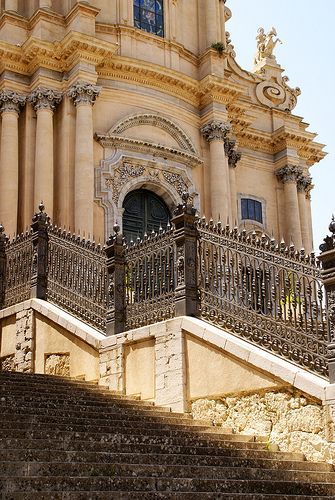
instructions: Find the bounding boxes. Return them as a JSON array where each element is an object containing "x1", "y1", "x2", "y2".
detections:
[
  {"x1": 38, "y1": 201, "x2": 45, "y2": 213},
  {"x1": 113, "y1": 222, "x2": 120, "y2": 235},
  {"x1": 0, "y1": 223, "x2": 4, "y2": 234}
]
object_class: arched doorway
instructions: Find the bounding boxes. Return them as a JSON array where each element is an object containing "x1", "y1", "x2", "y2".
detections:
[{"x1": 122, "y1": 189, "x2": 171, "y2": 242}]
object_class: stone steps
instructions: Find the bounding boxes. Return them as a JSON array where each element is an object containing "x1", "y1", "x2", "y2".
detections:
[
  {"x1": 1, "y1": 461, "x2": 335, "y2": 483},
  {"x1": 1, "y1": 370, "x2": 334, "y2": 497}
]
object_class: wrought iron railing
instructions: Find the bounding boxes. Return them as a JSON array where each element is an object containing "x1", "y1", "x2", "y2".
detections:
[
  {"x1": 0, "y1": 201, "x2": 334, "y2": 381},
  {"x1": 197, "y1": 220, "x2": 328, "y2": 377},
  {"x1": 4, "y1": 231, "x2": 33, "y2": 308},
  {"x1": 125, "y1": 228, "x2": 175, "y2": 330},
  {"x1": 47, "y1": 226, "x2": 107, "y2": 331}
]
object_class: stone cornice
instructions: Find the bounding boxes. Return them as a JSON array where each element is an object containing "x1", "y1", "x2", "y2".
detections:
[
  {"x1": 95, "y1": 134, "x2": 203, "y2": 168},
  {"x1": 0, "y1": 32, "x2": 118, "y2": 76},
  {"x1": 28, "y1": 87, "x2": 62, "y2": 111},
  {"x1": 199, "y1": 75, "x2": 243, "y2": 108},
  {"x1": 0, "y1": 89, "x2": 26, "y2": 113},
  {"x1": 235, "y1": 127, "x2": 326, "y2": 166}
]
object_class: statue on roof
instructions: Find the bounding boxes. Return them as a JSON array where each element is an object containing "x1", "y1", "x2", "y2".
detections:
[{"x1": 254, "y1": 27, "x2": 282, "y2": 65}]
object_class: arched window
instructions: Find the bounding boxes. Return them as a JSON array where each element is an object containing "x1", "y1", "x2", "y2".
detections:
[
  {"x1": 123, "y1": 189, "x2": 170, "y2": 243},
  {"x1": 134, "y1": 0, "x2": 164, "y2": 38}
]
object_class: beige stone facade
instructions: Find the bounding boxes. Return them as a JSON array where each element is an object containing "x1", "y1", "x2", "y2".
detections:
[{"x1": 0, "y1": 1, "x2": 325, "y2": 252}]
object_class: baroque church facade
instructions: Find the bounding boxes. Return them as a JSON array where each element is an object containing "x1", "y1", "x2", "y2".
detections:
[{"x1": 0, "y1": 0, "x2": 325, "y2": 249}]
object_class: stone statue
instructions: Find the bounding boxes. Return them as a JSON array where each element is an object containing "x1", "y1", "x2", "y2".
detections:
[{"x1": 254, "y1": 27, "x2": 282, "y2": 65}]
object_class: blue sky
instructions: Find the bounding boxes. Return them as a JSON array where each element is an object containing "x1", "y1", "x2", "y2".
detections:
[{"x1": 227, "y1": 0, "x2": 335, "y2": 251}]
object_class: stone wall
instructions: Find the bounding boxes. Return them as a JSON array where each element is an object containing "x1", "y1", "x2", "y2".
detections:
[{"x1": 191, "y1": 390, "x2": 335, "y2": 463}]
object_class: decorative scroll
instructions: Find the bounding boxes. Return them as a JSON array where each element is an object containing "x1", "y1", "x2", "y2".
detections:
[
  {"x1": 197, "y1": 219, "x2": 328, "y2": 378},
  {"x1": 47, "y1": 226, "x2": 107, "y2": 331},
  {"x1": 4, "y1": 232, "x2": 33, "y2": 308},
  {"x1": 125, "y1": 228, "x2": 175, "y2": 330}
]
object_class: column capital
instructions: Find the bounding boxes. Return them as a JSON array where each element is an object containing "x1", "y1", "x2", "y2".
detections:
[
  {"x1": 275, "y1": 165, "x2": 303, "y2": 184},
  {"x1": 0, "y1": 90, "x2": 26, "y2": 114},
  {"x1": 201, "y1": 120, "x2": 231, "y2": 143},
  {"x1": 67, "y1": 82, "x2": 101, "y2": 107},
  {"x1": 29, "y1": 88, "x2": 62, "y2": 112},
  {"x1": 297, "y1": 174, "x2": 313, "y2": 194},
  {"x1": 224, "y1": 138, "x2": 241, "y2": 168}
]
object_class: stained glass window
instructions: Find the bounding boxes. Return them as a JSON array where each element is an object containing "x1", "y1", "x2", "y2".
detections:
[
  {"x1": 241, "y1": 198, "x2": 263, "y2": 223},
  {"x1": 134, "y1": 0, "x2": 164, "y2": 38}
]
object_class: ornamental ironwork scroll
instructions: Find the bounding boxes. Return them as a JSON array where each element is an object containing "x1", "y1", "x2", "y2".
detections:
[
  {"x1": 47, "y1": 226, "x2": 107, "y2": 331},
  {"x1": 4, "y1": 231, "x2": 33, "y2": 308},
  {"x1": 197, "y1": 219, "x2": 328, "y2": 378},
  {"x1": 125, "y1": 228, "x2": 175, "y2": 330}
]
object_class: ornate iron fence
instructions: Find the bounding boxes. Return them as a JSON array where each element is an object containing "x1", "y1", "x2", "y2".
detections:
[
  {"x1": 0, "y1": 202, "x2": 333, "y2": 380},
  {"x1": 4, "y1": 231, "x2": 33, "y2": 308},
  {"x1": 47, "y1": 226, "x2": 107, "y2": 331},
  {"x1": 197, "y1": 219, "x2": 328, "y2": 377},
  {"x1": 125, "y1": 228, "x2": 175, "y2": 330}
]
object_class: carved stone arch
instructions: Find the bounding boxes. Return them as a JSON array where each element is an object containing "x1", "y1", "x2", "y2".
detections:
[
  {"x1": 108, "y1": 113, "x2": 197, "y2": 154},
  {"x1": 95, "y1": 152, "x2": 199, "y2": 238}
]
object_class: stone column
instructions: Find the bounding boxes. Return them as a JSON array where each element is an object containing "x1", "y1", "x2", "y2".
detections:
[
  {"x1": 29, "y1": 88, "x2": 62, "y2": 220},
  {"x1": 297, "y1": 175, "x2": 313, "y2": 253},
  {"x1": 68, "y1": 82, "x2": 101, "y2": 236},
  {"x1": 219, "y1": 0, "x2": 226, "y2": 42},
  {"x1": 0, "y1": 90, "x2": 26, "y2": 236},
  {"x1": 205, "y1": 0, "x2": 219, "y2": 47},
  {"x1": 201, "y1": 120, "x2": 231, "y2": 222},
  {"x1": 4, "y1": 0, "x2": 18, "y2": 11},
  {"x1": 225, "y1": 138, "x2": 241, "y2": 225},
  {"x1": 275, "y1": 165, "x2": 303, "y2": 250}
]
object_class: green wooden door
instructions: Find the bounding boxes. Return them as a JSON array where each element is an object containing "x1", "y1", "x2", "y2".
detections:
[{"x1": 122, "y1": 189, "x2": 170, "y2": 243}]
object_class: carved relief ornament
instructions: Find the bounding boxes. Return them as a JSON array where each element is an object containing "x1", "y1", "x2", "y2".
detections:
[
  {"x1": 68, "y1": 82, "x2": 101, "y2": 106},
  {"x1": 224, "y1": 138, "x2": 241, "y2": 168},
  {"x1": 29, "y1": 87, "x2": 63, "y2": 112},
  {"x1": 0, "y1": 90, "x2": 26, "y2": 114},
  {"x1": 201, "y1": 121, "x2": 231, "y2": 142},
  {"x1": 275, "y1": 165, "x2": 303, "y2": 184}
]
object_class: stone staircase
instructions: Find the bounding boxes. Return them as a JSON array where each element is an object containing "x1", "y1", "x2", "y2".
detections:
[{"x1": 1, "y1": 371, "x2": 335, "y2": 498}]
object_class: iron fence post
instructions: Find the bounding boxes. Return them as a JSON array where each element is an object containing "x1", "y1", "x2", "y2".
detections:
[
  {"x1": 105, "y1": 224, "x2": 126, "y2": 336},
  {"x1": 30, "y1": 203, "x2": 49, "y2": 300},
  {"x1": 0, "y1": 224, "x2": 7, "y2": 309},
  {"x1": 319, "y1": 216, "x2": 335, "y2": 382},
  {"x1": 172, "y1": 193, "x2": 199, "y2": 317}
]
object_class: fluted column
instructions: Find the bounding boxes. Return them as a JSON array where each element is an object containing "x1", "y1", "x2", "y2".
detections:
[
  {"x1": 29, "y1": 88, "x2": 62, "y2": 220},
  {"x1": 201, "y1": 121, "x2": 231, "y2": 222},
  {"x1": 225, "y1": 138, "x2": 241, "y2": 225},
  {"x1": 68, "y1": 82, "x2": 101, "y2": 236},
  {"x1": 276, "y1": 165, "x2": 303, "y2": 249},
  {"x1": 0, "y1": 91, "x2": 26, "y2": 236},
  {"x1": 297, "y1": 175, "x2": 313, "y2": 253},
  {"x1": 4, "y1": 0, "x2": 18, "y2": 11}
]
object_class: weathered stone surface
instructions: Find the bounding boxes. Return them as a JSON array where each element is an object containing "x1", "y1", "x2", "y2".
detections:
[
  {"x1": 0, "y1": 354, "x2": 15, "y2": 371},
  {"x1": 14, "y1": 309, "x2": 34, "y2": 373},
  {"x1": 45, "y1": 354, "x2": 70, "y2": 377},
  {"x1": 191, "y1": 390, "x2": 335, "y2": 463}
]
